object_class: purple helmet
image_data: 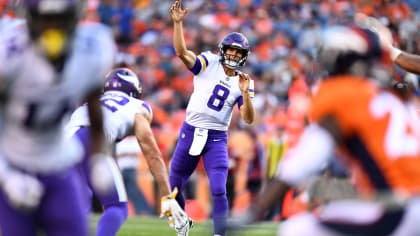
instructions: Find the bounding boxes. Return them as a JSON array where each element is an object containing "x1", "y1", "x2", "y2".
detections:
[
  {"x1": 218, "y1": 32, "x2": 250, "y2": 69},
  {"x1": 104, "y1": 68, "x2": 143, "y2": 99},
  {"x1": 23, "y1": 0, "x2": 83, "y2": 39}
]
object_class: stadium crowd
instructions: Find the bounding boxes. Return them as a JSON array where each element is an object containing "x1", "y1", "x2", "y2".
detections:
[{"x1": 1, "y1": 0, "x2": 420, "y2": 231}]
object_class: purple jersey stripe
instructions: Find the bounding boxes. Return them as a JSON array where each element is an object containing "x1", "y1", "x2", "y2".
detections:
[
  {"x1": 201, "y1": 54, "x2": 209, "y2": 67},
  {"x1": 189, "y1": 58, "x2": 202, "y2": 75},
  {"x1": 142, "y1": 103, "x2": 152, "y2": 116}
]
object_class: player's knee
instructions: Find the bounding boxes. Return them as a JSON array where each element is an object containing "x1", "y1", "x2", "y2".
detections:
[
  {"x1": 169, "y1": 166, "x2": 187, "y2": 181},
  {"x1": 210, "y1": 184, "x2": 226, "y2": 197}
]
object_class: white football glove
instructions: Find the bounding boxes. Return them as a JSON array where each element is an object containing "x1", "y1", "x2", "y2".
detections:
[
  {"x1": 160, "y1": 187, "x2": 189, "y2": 228},
  {"x1": 90, "y1": 153, "x2": 118, "y2": 195},
  {"x1": 2, "y1": 170, "x2": 44, "y2": 211}
]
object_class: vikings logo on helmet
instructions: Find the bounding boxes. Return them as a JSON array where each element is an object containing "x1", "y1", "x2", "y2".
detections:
[
  {"x1": 104, "y1": 68, "x2": 143, "y2": 99},
  {"x1": 218, "y1": 32, "x2": 250, "y2": 69}
]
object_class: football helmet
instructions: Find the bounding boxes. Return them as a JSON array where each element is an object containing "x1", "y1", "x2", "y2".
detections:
[
  {"x1": 23, "y1": 0, "x2": 84, "y2": 59},
  {"x1": 317, "y1": 25, "x2": 391, "y2": 80},
  {"x1": 104, "y1": 68, "x2": 143, "y2": 99},
  {"x1": 219, "y1": 32, "x2": 250, "y2": 69}
]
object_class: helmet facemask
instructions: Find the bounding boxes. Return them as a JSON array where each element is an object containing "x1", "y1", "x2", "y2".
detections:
[
  {"x1": 218, "y1": 32, "x2": 250, "y2": 69},
  {"x1": 220, "y1": 45, "x2": 248, "y2": 69},
  {"x1": 25, "y1": 0, "x2": 83, "y2": 61}
]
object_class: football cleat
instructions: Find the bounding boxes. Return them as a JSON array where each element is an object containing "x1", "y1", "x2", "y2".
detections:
[{"x1": 175, "y1": 218, "x2": 193, "y2": 236}]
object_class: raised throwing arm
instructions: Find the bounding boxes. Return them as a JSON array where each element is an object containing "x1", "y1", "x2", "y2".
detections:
[{"x1": 170, "y1": 0, "x2": 196, "y2": 68}]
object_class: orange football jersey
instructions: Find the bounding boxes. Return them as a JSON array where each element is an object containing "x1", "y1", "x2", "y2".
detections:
[{"x1": 309, "y1": 76, "x2": 420, "y2": 195}]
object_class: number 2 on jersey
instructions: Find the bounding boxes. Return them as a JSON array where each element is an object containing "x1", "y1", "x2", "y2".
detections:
[
  {"x1": 370, "y1": 93, "x2": 420, "y2": 158},
  {"x1": 101, "y1": 94, "x2": 129, "y2": 112},
  {"x1": 207, "y1": 85, "x2": 230, "y2": 111}
]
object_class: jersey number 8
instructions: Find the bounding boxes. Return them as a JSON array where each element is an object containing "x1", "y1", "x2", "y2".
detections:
[{"x1": 207, "y1": 85, "x2": 230, "y2": 112}]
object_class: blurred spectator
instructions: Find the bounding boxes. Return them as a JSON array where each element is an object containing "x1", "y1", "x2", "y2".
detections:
[
  {"x1": 265, "y1": 126, "x2": 287, "y2": 179},
  {"x1": 245, "y1": 128, "x2": 265, "y2": 203},
  {"x1": 115, "y1": 0, "x2": 135, "y2": 46},
  {"x1": 263, "y1": 126, "x2": 287, "y2": 220},
  {"x1": 97, "y1": 0, "x2": 117, "y2": 26},
  {"x1": 116, "y1": 136, "x2": 154, "y2": 215},
  {"x1": 226, "y1": 146, "x2": 240, "y2": 213}
]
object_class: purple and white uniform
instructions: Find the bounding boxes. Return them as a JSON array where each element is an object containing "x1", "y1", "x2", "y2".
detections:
[
  {"x1": 0, "y1": 21, "x2": 115, "y2": 236},
  {"x1": 185, "y1": 51, "x2": 254, "y2": 131},
  {"x1": 169, "y1": 51, "x2": 254, "y2": 235},
  {"x1": 66, "y1": 91, "x2": 153, "y2": 209}
]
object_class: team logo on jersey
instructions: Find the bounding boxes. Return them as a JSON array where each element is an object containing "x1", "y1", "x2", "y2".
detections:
[
  {"x1": 226, "y1": 77, "x2": 230, "y2": 81},
  {"x1": 219, "y1": 80, "x2": 231, "y2": 88}
]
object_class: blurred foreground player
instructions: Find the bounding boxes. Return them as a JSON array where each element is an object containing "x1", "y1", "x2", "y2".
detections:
[
  {"x1": 0, "y1": 0, "x2": 116, "y2": 235},
  {"x1": 229, "y1": 25, "x2": 420, "y2": 236}
]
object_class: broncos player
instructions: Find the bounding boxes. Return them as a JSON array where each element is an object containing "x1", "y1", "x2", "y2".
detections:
[
  {"x1": 66, "y1": 68, "x2": 188, "y2": 236},
  {"x1": 229, "y1": 25, "x2": 420, "y2": 236},
  {"x1": 169, "y1": 1, "x2": 256, "y2": 235},
  {"x1": 0, "y1": 0, "x2": 116, "y2": 236}
]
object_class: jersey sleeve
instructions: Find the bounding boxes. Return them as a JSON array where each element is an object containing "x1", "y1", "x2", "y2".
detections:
[
  {"x1": 0, "y1": 21, "x2": 27, "y2": 83},
  {"x1": 188, "y1": 51, "x2": 217, "y2": 75},
  {"x1": 137, "y1": 101, "x2": 153, "y2": 124}
]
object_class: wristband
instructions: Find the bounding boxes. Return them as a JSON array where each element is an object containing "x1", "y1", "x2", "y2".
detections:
[{"x1": 390, "y1": 47, "x2": 402, "y2": 61}]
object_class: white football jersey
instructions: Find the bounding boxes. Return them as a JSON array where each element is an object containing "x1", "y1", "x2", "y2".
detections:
[
  {"x1": 0, "y1": 21, "x2": 116, "y2": 173},
  {"x1": 0, "y1": 17, "x2": 25, "y2": 33},
  {"x1": 186, "y1": 51, "x2": 254, "y2": 131},
  {"x1": 66, "y1": 91, "x2": 153, "y2": 144}
]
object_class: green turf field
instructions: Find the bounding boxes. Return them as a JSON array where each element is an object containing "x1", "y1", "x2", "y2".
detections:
[{"x1": 89, "y1": 215, "x2": 278, "y2": 236}]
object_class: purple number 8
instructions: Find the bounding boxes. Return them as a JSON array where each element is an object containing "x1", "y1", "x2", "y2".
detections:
[{"x1": 207, "y1": 85, "x2": 229, "y2": 111}]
